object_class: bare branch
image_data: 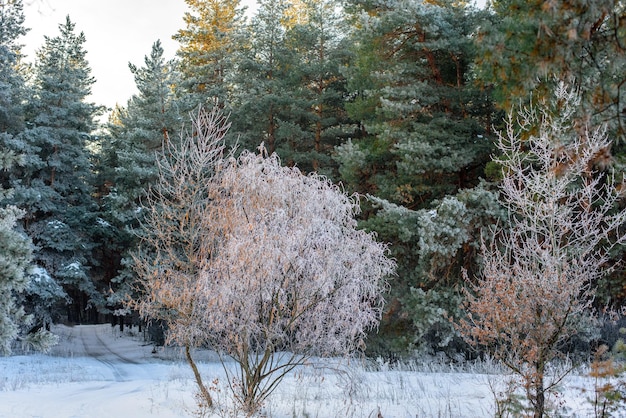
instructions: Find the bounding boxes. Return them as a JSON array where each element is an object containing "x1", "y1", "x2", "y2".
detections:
[
  {"x1": 459, "y1": 82, "x2": 626, "y2": 417},
  {"x1": 131, "y1": 109, "x2": 395, "y2": 414}
]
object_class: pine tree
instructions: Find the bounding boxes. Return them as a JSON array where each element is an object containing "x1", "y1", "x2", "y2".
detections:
[
  {"x1": 229, "y1": 0, "x2": 351, "y2": 175},
  {"x1": 6, "y1": 16, "x2": 102, "y2": 323},
  {"x1": 475, "y1": 0, "x2": 625, "y2": 141},
  {"x1": 98, "y1": 40, "x2": 182, "y2": 321},
  {"x1": 339, "y1": 0, "x2": 493, "y2": 205},
  {"x1": 0, "y1": 0, "x2": 30, "y2": 354},
  {"x1": 0, "y1": 150, "x2": 60, "y2": 355},
  {"x1": 0, "y1": 0, "x2": 28, "y2": 136},
  {"x1": 0, "y1": 0, "x2": 58, "y2": 352},
  {"x1": 0, "y1": 0, "x2": 27, "y2": 198},
  {"x1": 229, "y1": 0, "x2": 294, "y2": 154},
  {"x1": 103, "y1": 40, "x2": 181, "y2": 226},
  {"x1": 280, "y1": 0, "x2": 351, "y2": 174},
  {"x1": 174, "y1": 0, "x2": 244, "y2": 110},
  {"x1": 367, "y1": 183, "x2": 504, "y2": 355},
  {"x1": 0, "y1": 205, "x2": 33, "y2": 354},
  {"x1": 336, "y1": 0, "x2": 496, "y2": 355}
]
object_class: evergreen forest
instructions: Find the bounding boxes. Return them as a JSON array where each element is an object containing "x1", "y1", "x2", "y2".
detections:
[{"x1": 1, "y1": 0, "x2": 625, "y2": 361}]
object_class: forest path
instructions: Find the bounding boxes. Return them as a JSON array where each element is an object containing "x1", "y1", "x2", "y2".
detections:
[
  {"x1": 77, "y1": 325, "x2": 140, "y2": 381},
  {"x1": 51, "y1": 324, "x2": 163, "y2": 383}
]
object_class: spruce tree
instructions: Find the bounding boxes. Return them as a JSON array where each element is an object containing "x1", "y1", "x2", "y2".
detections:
[
  {"x1": 7, "y1": 16, "x2": 102, "y2": 323},
  {"x1": 98, "y1": 40, "x2": 182, "y2": 320}
]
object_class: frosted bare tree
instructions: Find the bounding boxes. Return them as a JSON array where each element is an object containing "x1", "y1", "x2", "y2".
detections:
[
  {"x1": 459, "y1": 83, "x2": 626, "y2": 418},
  {"x1": 131, "y1": 106, "x2": 231, "y2": 408},
  {"x1": 132, "y1": 107, "x2": 395, "y2": 414}
]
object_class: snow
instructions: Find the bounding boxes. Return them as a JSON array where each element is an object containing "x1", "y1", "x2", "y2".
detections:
[
  {"x1": 64, "y1": 262, "x2": 82, "y2": 271},
  {"x1": 28, "y1": 266, "x2": 50, "y2": 283},
  {"x1": 0, "y1": 325, "x2": 599, "y2": 417},
  {"x1": 96, "y1": 217, "x2": 111, "y2": 228},
  {"x1": 47, "y1": 220, "x2": 66, "y2": 229}
]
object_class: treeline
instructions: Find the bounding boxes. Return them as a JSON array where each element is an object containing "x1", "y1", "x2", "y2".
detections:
[{"x1": 0, "y1": 0, "x2": 624, "y2": 357}]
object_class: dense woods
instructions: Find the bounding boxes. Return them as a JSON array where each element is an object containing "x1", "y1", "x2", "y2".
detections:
[{"x1": 1, "y1": 0, "x2": 625, "y2": 367}]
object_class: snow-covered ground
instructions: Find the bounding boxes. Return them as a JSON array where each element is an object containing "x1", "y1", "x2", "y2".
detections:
[{"x1": 0, "y1": 324, "x2": 603, "y2": 417}]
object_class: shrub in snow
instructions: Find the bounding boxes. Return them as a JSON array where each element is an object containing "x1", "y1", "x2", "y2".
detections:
[
  {"x1": 459, "y1": 83, "x2": 626, "y2": 418},
  {"x1": 132, "y1": 107, "x2": 395, "y2": 414}
]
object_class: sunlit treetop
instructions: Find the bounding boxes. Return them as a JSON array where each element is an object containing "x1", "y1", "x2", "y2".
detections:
[
  {"x1": 174, "y1": 0, "x2": 244, "y2": 102},
  {"x1": 476, "y1": 0, "x2": 625, "y2": 140}
]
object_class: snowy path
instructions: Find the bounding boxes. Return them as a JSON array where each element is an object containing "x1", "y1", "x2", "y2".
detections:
[
  {"x1": 0, "y1": 325, "x2": 597, "y2": 417},
  {"x1": 0, "y1": 325, "x2": 197, "y2": 418},
  {"x1": 77, "y1": 325, "x2": 141, "y2": 381}
]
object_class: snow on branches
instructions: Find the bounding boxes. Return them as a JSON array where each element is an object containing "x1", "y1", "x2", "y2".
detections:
[
  {"x1": 132, "y1": 106, "x2": 395, "y2": 413},
  {"x1": 458, "y1": 82, "x2": 626, "y2": 417}
]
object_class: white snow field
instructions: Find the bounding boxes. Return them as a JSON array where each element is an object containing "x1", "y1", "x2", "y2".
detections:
[{"x1": 0, "y1": 324, "x2": 601, "y2": 417}]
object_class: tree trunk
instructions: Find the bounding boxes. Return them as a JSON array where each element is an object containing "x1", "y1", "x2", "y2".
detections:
[
  {"x1": 268, "y1": 104, "x2": 276, "y2": 155},
  {"x1": 313, "y1": 116, "x2": 321, "y2": 172},
  {"x1": 185, "y1": 345, "x2": 213, "y2": 408},
  {"x1": 534, "y1": 385, "x2": 545, "y2": 418},
  {"x1": 533, "y1": 366, "x2": 545, "y2": 418}
]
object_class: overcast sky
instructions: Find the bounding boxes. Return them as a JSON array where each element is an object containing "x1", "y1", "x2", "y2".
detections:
[{"x1": 21, "y1": 0, "x2": 189, "y2": 113}]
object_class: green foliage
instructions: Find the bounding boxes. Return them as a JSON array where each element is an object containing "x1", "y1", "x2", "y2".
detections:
[
  {"x1": 417, "y1": 197, "x2": 471, "y2": 260},
  {"x1": 364, "y1": 183, "x2": 503, "y2": 354},
  {"x1": 0, "y1": 206, "x2": 31, "y2": 294},
  {"x1": 0, "y1": 205, "x2": 60, "y2": 354},
  {"x1": 3, "y1": 15, "x2": 104, "y2": 323},
  {"x1": 101, "y1": 40, "x2": 180, "y2": 227},
  {"x1": 403, "y1": 287, "x2": 463, "y2": 353},
  {"x1": 20, "y1": 327, "x2": 59, "y2": 354},
  {"x1": 339, "y1": 0, "x2": 495, "y2": 204},
  {"x1": 0, "y1": 0, "x2": 28, "y2": 136},
  {"x1": 476, "y1": 0, "x2": 626, "y2": 142},
  {"x1": 229, "y1": 0, "x2": 296, "y2": 154},
  {"x1": 0, "y1": 0, "x2": 28, "y2": 200},
  {"x1": 0, "y1": 0, "x2": 58, "y2": 354},
  {"x1": 22, "y1": 266, "x2": 68, "y2": 328},
  {"x1": 174, "y1": 0, "x2": 245, "y2": 110},
  {"x1": 4, "y1": 0, "x2": 623, "y2": 368},
  {"x1": 416, "y1": 184, "x2": 504, "y2": 283}
]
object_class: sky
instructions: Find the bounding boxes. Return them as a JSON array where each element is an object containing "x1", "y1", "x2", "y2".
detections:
[{"x1": 21, "y1": 0, "x2": 189, "y2": 113}]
